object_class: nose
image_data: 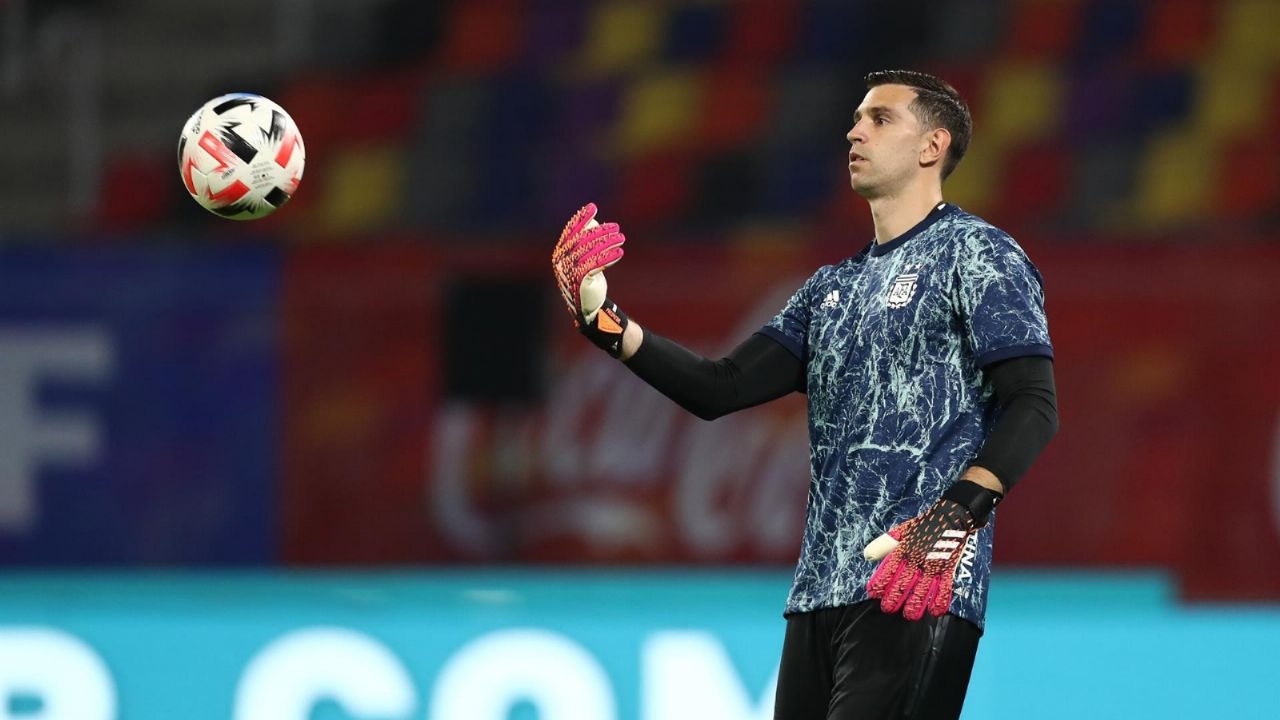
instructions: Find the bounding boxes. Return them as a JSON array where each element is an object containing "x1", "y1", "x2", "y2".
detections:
[{"x1": 847, "y1": 121, "x2": 865, "y2": 145}]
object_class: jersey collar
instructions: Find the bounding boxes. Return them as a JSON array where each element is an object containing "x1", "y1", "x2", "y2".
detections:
[{"x1": 868, "y1": 202, "x2": 957, "y2": 257}]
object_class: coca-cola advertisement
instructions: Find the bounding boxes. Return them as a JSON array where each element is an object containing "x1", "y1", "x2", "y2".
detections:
[
  {"x1": 281, "y1": 242, "x2": 821, "y2": 565},
  {"x1": 280, "y1": 241, "x2": 1280, "y2": 601}
]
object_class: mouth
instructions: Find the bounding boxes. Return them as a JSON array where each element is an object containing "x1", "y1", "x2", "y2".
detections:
[{"x1": 848, "y1": 152, "x2": 866, "y2": 167}]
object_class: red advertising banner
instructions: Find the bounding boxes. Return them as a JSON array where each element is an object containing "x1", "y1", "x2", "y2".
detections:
[
  {"x1": 425, "y1": 242, "x2": 820, "y2": 564},
  {"x1": 1014, "y1": 244, "x2": 1280, "y2": 600},
  {"x1": 281, "y1": 240, "x2": 821, "y2": 565},
  {"x1": 281, "y1": 239, "x2": 1280, "y2": 601}
]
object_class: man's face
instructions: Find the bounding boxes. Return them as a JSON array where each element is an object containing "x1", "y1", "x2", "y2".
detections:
[{"x1": 846, "y1": 84, "x2": 930, "y2": 198}]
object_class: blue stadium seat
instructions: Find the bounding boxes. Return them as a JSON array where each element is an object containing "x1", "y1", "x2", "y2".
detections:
[
  {"x1": 405, "y1": 78, "x2": 492, "y2": 228},
  {"x1": 795, "y1": 1, "x2": 864, "y2": 63},
  {"x1": 522, "y1": 0, "x2": 586, "y2": 69},
  {"x1": 1073, "y1": 0, "x2": 1146, "y2": 68},
  {"x1": 759, "y1": 146, "x2": 836, "y2": 216},
  {"x1": 1062, "y1": 139, "x2": 1142, "y2": 232},
  {"x1": 932, "y1": 0, "x2": 1008, "y2": 63},
  {"x1": 1131, "y1": 67, "x2": 1194, "y2": 134},
  {"x1": 663, "y1": 2, "x2": 727, "y2": 63},
  {"x1": 764, "y1": 67, "x2": 856, "y2": 149}
]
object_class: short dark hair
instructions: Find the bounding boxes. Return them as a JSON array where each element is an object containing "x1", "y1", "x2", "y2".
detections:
[{"x1": 865, "y1": 70, "x2": 972, "y2": 179}]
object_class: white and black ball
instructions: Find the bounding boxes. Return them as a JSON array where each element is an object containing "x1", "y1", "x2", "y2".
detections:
[{"x1": 178, "y1": 93, "x2": 305, "y2": 220}]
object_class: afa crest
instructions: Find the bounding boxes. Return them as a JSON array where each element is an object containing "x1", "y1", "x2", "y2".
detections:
[{"x1": 886, "y1": 270, "x2": 920, "y2": 309}]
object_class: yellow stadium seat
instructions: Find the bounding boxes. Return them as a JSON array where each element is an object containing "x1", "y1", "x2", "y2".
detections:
[
  {"x1": 1133, "y1": 128, "x2": 1215, "y2": 230},
  {"x1": 1193, "y1": 59, "x2": 1271, "y2": 139},
  {"x1": 942, "y1": 141, "x2": 999, "y2": 215},
  {"x1": 579, "y1": 1, "x2": 667, "y2": 76},
  {"x1": 615, "y1": 69, "x2": 703, "y2": 156},
  {"x1": 320, "y1": 145, "x2": 404, "y2": 233},
  {"x1": 1214, "y1": 0, "x2": 1280, "y2": 69},
  {"x1": 980, "y1": 62, "x2": 1063, "y2": 149}
]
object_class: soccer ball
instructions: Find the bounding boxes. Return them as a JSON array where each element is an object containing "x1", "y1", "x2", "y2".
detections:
[{"x1": 178, "y1": 93, "x2": 305, "y2": 220}]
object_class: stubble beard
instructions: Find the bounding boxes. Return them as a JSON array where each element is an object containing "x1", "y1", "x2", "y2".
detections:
[
  {"x1": 851, "y1": 176, "x2": 880, "y2": 199},
  {"x1": 851, "y1": 161, "x2": 913, "y2": 201},
  {"x1": 850, "y1": 168, "x2": 891, "y2": 200}
]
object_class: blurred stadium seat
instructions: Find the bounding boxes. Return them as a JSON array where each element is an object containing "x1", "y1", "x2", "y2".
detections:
[
  {"x1": 4, "y1": 0, "x2": 1276, "y2": 239},
  {"x1": 2, "y1": 3, "x2": 1280, "y2": 717}
]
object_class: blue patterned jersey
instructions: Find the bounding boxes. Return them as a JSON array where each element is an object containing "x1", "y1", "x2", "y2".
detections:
[{"x1": 759, "y1": 203, "x2": 1052, "y2": 630}]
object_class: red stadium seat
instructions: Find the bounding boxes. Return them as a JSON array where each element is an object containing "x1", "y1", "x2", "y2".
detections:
[
  {"x1": 274, "y1": 76, "x2": 349, "y2": 182},
  {"x1": 722, "y1": 0, "x2": 799, "y2": 66},
  {"x1": 96, "y1": 155, "x2": 173, "y2": 232},
  {"x1": 1215, "y1": 135, "x2": 1280, "y2": 222},
  {"x1": 1140, "y1": 0, "x2": 1217, "y2": 67},
  {"x1": 696, "y1": 65, "x2": 772, "y2": 153},
  {"x1": 340, "y1": 70, "x2": 421, "y2": 144},
  {"x1": 1005, "y1": 0, "x2": 1081, "y2": 60},
  {"x1": 615, "y1": 148, "x2": 695, "y2": 228},
  {"x1": 996, "y1": 141, "x2": 1068, "y2": 229},
  {"x1": 438, "y1": 0, "x2": 524, "y2": 72}
]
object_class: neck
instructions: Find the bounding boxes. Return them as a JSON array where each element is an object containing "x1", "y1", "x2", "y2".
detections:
[{"x1": 869, "y1": 181, "x2": 945, "y2": 244}]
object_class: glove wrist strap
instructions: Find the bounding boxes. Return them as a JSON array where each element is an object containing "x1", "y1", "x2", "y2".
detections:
[
  {"x1": 942, "y1": 479, "x2": 1004, "y2": 528},
  {"x1": 581, "y1": 298, "x2": 629, "y2": 358}
]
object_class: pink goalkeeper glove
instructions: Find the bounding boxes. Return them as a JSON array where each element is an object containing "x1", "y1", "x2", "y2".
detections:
[
  {"x1": 551, "y1": 203, "x2": 630, "y2": 357},
  {"x1": 864, "y1": 480, "x2": 1002, "y2": 621}
]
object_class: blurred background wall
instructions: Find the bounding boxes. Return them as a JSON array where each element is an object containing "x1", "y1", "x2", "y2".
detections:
[{"x1": 1, "y1": 0, "x2": 1279, "y2": 718}]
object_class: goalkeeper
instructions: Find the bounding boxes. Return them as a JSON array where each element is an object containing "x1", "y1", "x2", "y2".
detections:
[{"x1": 552, "y1": 70, "x2": 1058, "y2": 720}]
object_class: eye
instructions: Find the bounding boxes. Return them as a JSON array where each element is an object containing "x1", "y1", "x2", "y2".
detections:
[{"x1": 874, "y1": 116, "x2": 887, "y2": 126}]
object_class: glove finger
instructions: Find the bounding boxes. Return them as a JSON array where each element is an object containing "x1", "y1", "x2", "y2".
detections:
[
  {"x1": 552, "y1": 218, "x2": 592, "y2": 264},
  {"x1": 553, "y1": 265, "x2": 575, "y2": 301},
  {"x1": 553, "y1": 258, "x2": 581, "y2": 312},
  {"x1": 559, "y1": 203, "x2": 599, "y2": 244},
  {"x1": 576, "y1": 232, "x2": 626, "y2": 271},
  {"x1": 557, "y1": 289, "x2": 577, "y2": 319},
  {"x1": 879, "y1": 564, "x2": 919, "y2": 615},
  {"x1": 575, "y1": 220, "x2": 620, "y2": 239},
  {"x1": 564, "y1": 230, "x2": 622, "y2": 273},
  {"x1": 580, "y1": 245, "x2": 624, "y2": 275},
  {"x1": 593, "y1": 246, "x2": 624, "y2": 271},
  {"x1": 866, "y1": 551, "x2": 902, "y2": 598},
  {"x1": 903, "y1": 575, "x2": 941, "y2": 622},
  {"x1": 567, "y1": 222, "x2": 622, "y2": 254}
]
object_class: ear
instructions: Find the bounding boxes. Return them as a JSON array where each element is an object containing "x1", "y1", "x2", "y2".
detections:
[{"x1": 920, "y1": 126, "x2": 952, "y2": 170}]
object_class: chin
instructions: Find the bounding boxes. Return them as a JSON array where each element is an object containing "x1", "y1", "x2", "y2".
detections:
[{"x1": 849, "y1": 178, "x2": 879, "y2": 199}]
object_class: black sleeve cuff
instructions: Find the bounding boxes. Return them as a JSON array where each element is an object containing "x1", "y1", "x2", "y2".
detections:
[
  {"x1": 943, "y1": 480, "x2": 1004, "y2": 528},
  {"x1": 757, "y1": 325, "x2": 805, "y2": 363},
  {"x1": 977, "y1": 343, "x2": 1054, "y2": 368}
]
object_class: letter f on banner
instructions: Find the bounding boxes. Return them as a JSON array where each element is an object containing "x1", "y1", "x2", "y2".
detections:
[{"x1": 0, "y1": 329, "x2": 112, "y2": 532}]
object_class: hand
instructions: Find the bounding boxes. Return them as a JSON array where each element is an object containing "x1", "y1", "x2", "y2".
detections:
[
  {"x1": 551, "y1": 203, "x2": 630, "y2": 357},
  {"x1": 864, "y1": 480, "x2": 1002, "y2": 621}
]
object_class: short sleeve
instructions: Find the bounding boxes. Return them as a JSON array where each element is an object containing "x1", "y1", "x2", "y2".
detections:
[
  {"x1": 759, "y1": 274, "x2": 815, "y2": 363},
  {"x1": 955, "y1": 229, "x2": 1054, "y2": 368}
]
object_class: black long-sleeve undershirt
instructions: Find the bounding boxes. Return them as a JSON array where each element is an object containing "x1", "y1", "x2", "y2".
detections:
[
  {"x1": 971, "y1": 355, "x2": 1059, "y2": 490},
  {"x1": 623, "y1": 330, "x2": 1057, "y2": 491},
  {"x1": 623, "y1": 332, "x2": 803, "y2": 420}
]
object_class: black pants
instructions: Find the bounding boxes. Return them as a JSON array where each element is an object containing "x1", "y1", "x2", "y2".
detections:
[{"x1": 774, "y1": 601, "x2": 980, "y2": 720}]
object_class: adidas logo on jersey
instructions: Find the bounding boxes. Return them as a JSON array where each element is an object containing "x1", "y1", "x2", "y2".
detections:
[{"x1": 820, "y1": 290, "x2": 841, "y2": 309}]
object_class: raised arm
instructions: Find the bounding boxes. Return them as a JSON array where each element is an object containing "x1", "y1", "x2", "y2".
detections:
[
  {"x1": 623, "y1": 328, "x2": 803, "y2": 421},
  {"x1": 552, "y1": 204, "x2": 803, "y2": 421}
]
